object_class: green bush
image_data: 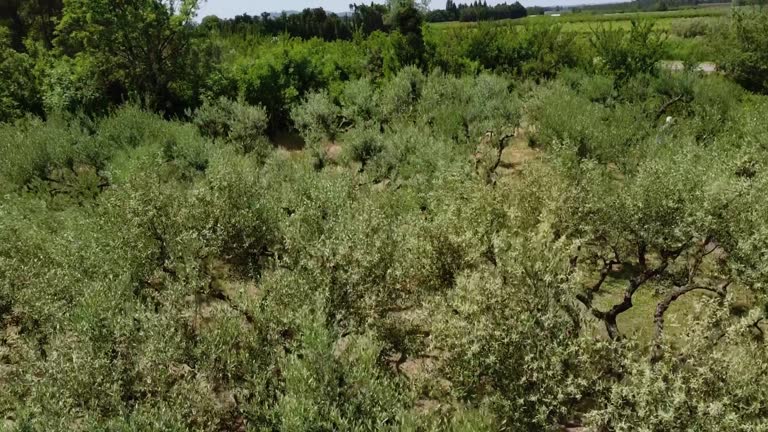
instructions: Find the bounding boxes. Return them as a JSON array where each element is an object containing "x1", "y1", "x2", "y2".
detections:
[
  {"x1": 587, "y1": 302, "x2": 768, "y2": 431},
  {"x1": 527, "y1": 82, "x2": 650, "y2": 162},
  {"x1": 418, "y1": 72, "x2": 471, "y2": 141},
  {"x1": 233, "y1": 38, "x2": 367, "y2": 131},
  {"x1": 720, "y1": 8, "x2": 768, "y2": 93},
  {"x1": 432, "y1": 230, "x2": 615, "y2": 430},
  {"x1": 561, "y1": 69, "x2": 616, "y2": 103},
  {"x1": 0, "y1": 28, "x2": 43, "y2": 122},
  {"x1": 686, "y1": 74, "x2": 744, "y2": 142},
  {"x1": 277, "y1": 311, "x2": 412, "y2": 431},
  {"x1": 517, "y1": 24, "x2": 584, "y2": 79},
  {"x1": 591, "y1": 20, "x2": 666, "y2": 81},
  {"x1": 291, "y1": 90, "x2": 343, "y2": 145},
  {"x1": 363, "y1": 124, "x2": 468, "y2": 185},
  {"x1": 40, "y1": 55, "x2": 109, "y2": 117},
  {"x1": 339, "y1": 78, "x2": 380, "y2": 127},
  {"x1": 725, "y1": 94, "x2": 768, "y2": 153},
  {"x1": 462, "y1": 73, "x2": 519, "y2": 139},
  {"x1": 227, "y1": 100, "x2": 270, "y2": 156},
  {"x1": 343, "y1": 127, "x2": 384, "y2": 170},
  {"x1": 192, "y1": 97, "x2": 234, "y2": 139},
  {"x1": 193, "y1": 97, "x2": 270, "y2": 157},
  {"x1": 379, "y1": 65, "x2": 426, "y2": 123},
  {"x1": 0, "y1": 116, "x2": 89, "y2": 189},
  {"x1": 417, "y1": 72, "x2": 519, "y2": 144},
  {"x1": 425, "y1": 23, "x2": 584, "y2": 79}
]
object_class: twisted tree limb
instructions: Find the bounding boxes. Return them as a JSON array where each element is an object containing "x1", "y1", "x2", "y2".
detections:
[
  {"x1": 651, "y1": 280, "x2": 730, "y2": 362},
  {"x1": 577, "y1": 241, "x2": 689, "y2": 340}
]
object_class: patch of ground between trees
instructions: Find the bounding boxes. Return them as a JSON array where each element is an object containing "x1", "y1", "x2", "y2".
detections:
[
  {"x1": 271, "y1": 130, "x2": 305, "y2": 152},
  {"x1": 496, "y1": 128, "x2": 540, "y2": 175},
  {"x1": 661, "y1": 61, "x2": 718, "y2": 73},
  {"x1": 274, "y1": 126, "x2": 540, "y2": 180}
]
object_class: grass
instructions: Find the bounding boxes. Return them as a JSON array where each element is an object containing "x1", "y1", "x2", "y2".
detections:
[{"x1": 665, "y1": 34, "x2": 722, "y2": 63}]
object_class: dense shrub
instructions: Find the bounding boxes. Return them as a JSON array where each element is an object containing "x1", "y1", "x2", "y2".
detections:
[
  {"x1": 232, "y1": 38, "x2": 367, "y2": 131},
  {"x1": 0, "y1": 117, "x2": 83, "y2": 189},
  {"x1": 417, "y1": 72, "x2": 472, "y2": 141},
  {"x1": 591, "y1": 20, "x2": 666, "y2": 81},
  {"x1": 432, "y1": 233, "x2": 615, "y2": 430},
  {"x1": 344, "y1": 127, "x2": 384, "y2": 170},
  {"x1": 417, "y1": 72, "x2": 519, "y2": 143},
  {"x1": 291, "y1": 90, "x2": 343, "y2": 145},
  {"x1": 685, "y1": 74, "x2": 744, "y2": 141},
  {"x1": 527, "y1": 82, "x2": 651, "y2": 162},
  {"x1": 517, "y1": 25, "x2": 585, "y2": 79},
  {"x1": 425, "y1": 24, "x2": 582, "y2": 79},
  {"x1": 720, "y1": 8, "x2": 768, "y2": 93},
  {"x1": 379, "y1": 65, "x2": 426, "y2": 122},
  {"x1": 339, "y1": 78, "x2": 380, "y2": 126},
  {"x1": 0, "y1": 28, "x2": 43, "y2": 122},
  {"x1": 193, "y1": 97, "x2": 270, "y2": 157},
  {"x1": 40, "y1": 54, "x2": 110, "y2": 117},
  {"x1": 587, "y1": 302, "x2": 768, "y2": 431},
  {"x1": 561, "y1": 69, "x2": 616, "y2": 103}
]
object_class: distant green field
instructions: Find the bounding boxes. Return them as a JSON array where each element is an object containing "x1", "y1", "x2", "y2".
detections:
[
  {"x1": 430, "y1": 5, "x2": 732, "y2": 62},
  {"x1": 431, "y1": 5, "x2": 731, "y2": 29}
]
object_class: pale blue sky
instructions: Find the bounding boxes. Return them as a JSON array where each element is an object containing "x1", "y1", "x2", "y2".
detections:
[{"x1": 197, "y1": 0, "x2": 623, "y2": 17}]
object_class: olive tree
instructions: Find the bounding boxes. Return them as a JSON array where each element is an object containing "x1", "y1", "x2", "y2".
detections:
[
  {"x1": 290, "y1": 90, "x2": 343, "y2": 145},
  {"x1": 431, "y1": 228, "x2": 617, "y2": 430},
  {"x1": 193, "y1": 97, "x2": 270, "y2": 158},
  {"x1": 586, "y1": 301, "x2": 768, "y2": 431},
  {"x1": 515, "y1": 136, "x2": 768, "y2": 369}
]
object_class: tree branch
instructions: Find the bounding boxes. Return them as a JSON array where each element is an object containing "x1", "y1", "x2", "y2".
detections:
[
  {"x1": 575, "y1": 256, "x2": 619, "y2": 322},
  {"x1": 651, "y1": 280, "x2": 730, "y2": 362},
  {"x1": 655, "y1": 95, "x2": 684, "y2": 121},
  {"x1": 601, "y1": 241, "x2": 688, "y2": 340}
]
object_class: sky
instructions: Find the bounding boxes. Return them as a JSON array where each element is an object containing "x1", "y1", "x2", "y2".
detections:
[{"x1": 197, "y1": 0, "x2": 624, "y2": 18}]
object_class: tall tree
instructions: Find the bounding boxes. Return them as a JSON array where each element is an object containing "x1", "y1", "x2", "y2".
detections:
[
  {"x1": 387, "y1": 0, "x2": 425, "y2": 66},
  {"x1": 55, "y1": 0, "x2": 200, "y2": 114}
]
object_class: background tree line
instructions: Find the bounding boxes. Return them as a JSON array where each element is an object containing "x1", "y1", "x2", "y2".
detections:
[
  {"x1": 200, "y1": 3, "x2": 390, "y2": 40},
  {"x1": 426, "y1": 0, "x2": 527, "y2": 23}
]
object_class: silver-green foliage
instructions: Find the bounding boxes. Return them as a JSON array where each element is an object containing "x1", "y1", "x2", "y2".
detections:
[
  {"x1": 291, "y1": 89, "x2": 343, "y2": 145},
  {"x1": 587, "y1": 300, "x2": 768, "y2": 432},
  {"x1": 3, "y1": 66, "x2": 768, "y2": 432},
  {"x1": 193, "y1": 97, "x2": 270, "y2": 157}
]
